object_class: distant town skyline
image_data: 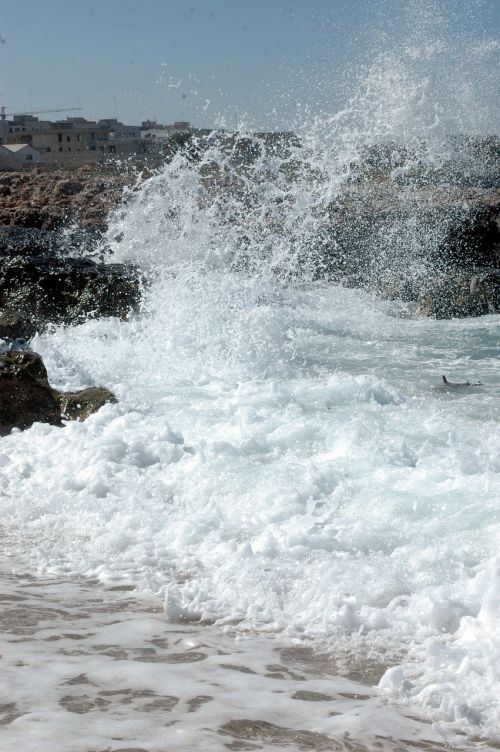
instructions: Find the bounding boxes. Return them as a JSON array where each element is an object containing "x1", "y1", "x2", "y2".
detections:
[{"x1": 1, "y1": 0, "x2": 499, "y2": 133}]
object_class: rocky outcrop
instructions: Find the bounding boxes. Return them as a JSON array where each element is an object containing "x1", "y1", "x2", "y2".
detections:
[
  {"x1": 0, "y1": 226, "x2": 106, "y2": 259},
  {"x1": 0, "y1": 351, "x2": 62, "y2": 435},
  {"x1": 320, "y1": 185, "x2": 500, "y2": 317},
  {"x1": 2, "y1": 170, "x2": 499, "y2": 320},
  {"x1": 0, "y1": 172, "x2": 142, "y2": 329},
  {"x1": 0, "y1": 310, "x2": 36, "y2": 343},
  {"x1": 0, "y1": 173, "x2": 129, "y2": 436},
  {"x1": 418, "y1": 269, "x2": 500, "y2": 318},
  {"x1": 56, "y1": 387, "x2": 117, "y2": 422},
  {"x1": 0, "y1": 252, "x2": 141, "y2": 325},
  {"x1": 0, "y1": 350, "x2": 116, "y2": 436},
  {"x1": 323, "y1": 185, "x2": 500, "y2": 274},
  {"x1": 0, "y1": 171, "x2": 132, "y2": 230}
]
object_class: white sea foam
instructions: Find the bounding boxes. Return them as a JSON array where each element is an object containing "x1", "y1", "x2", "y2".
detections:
[
  {"x1": 1, "y1": 563, "x2": 458, "y2": 752},
  {"x1": 1, "y1": 2, "x2": 499, "y2": 743},
  {"x1": 2, "y1": 279, "x2": 499, "y2": 741}
]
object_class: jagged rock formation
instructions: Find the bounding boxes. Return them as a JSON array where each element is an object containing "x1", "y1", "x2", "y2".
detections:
[
  {"x1": 0, "y1": 351, "x2": 62, "y2": 435},
  {"x1": 0, "y1": 172, "x2": 132, "y2": 434},
  {"x1": 0, "y1": 251, "x2": 141, "y2": 325},
  {"x1": 0, "y1": 170, "x2": 132, "y2": 230},
  {"x1": 0, "y1": 350, "x2": 116, "y2": 436},
  {"x1": 418, "y1": 269, "x2": 500, "y2": 318},
  {"x1": 56, "y1": 387, "x2": 117, "y2": 421},
  {"x1": 0, "y1": 173, "x2": 143, "y2": 326},
  {"x1": 320, "y1": 185, "x2": 500, "y2": 317},
  {"x1": 1, "y1": 171, "x2": 499, "y2": 326},
  {"x1": 0, "y1": 310, "x2": 36, "y2": 343}
]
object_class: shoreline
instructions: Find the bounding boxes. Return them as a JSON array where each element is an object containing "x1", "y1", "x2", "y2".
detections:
[
  {"x1": 0, "y1": 560, "x2": 483, "y2": 752},
  {"x1": 1, "y1": 161, "x2": 499, "y2": 751}
]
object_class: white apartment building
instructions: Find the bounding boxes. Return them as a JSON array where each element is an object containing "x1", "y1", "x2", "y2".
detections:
[{"x1": 0, "y1": 143, "x2": 42, "y2": 168}]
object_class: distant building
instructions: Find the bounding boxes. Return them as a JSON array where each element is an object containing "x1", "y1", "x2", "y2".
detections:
[
  {"x1": 141, "y1": 121, "x2": 192, "y2": 141},
  {"x1": 170, "y1": 121, "x2": 190, "y2": 132},
  {"x1": 0, "y1": 143, "x2": 42, "y2": 169},
  {"x1": 0, "y1": 111, "x2": 204, "y2": 168},
  {"x1": 141, "y1": 128, "x2": 170, "y2": 141},
  {"x1": 7, "y1": 115, "x2": 51, "y2": 135},
  {"x1": 99, "y1": 119, "x2": 141, "y2": 139},
  {"x1": 141, "y1": 119, "x2": 165, "y2": 130},
  {"x1": 56, "y1": 117, "x2": 97, "y2": 129},
  {"x1": 7, "y1": 123, "x2": 104, "y2": 166}
]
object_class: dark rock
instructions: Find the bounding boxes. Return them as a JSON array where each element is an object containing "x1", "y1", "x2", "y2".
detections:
[
  {"x1": 0, "y1": 223, "x2": 139, "y2": 331},
  {"x1": 6, "y1": 208, "x2": 50, "y2": 230},
  {"x1": 417, "y1": 269, "x2": 500, "y2": 318},
  {"x1": 0, "y1": 310, "x2": 36, "y2": 343},
  {"x1": 0, "y1": 253, "x2": 141, "y2": 325},
  {"x1": 56, "y1": 386, "x2": 117, "y2": 421},
  {"x1": 310, "y1": 185, "x2": 500, "y2": 322},
  {"x1": 55, "y1": 179, "x2": 84, "y2": 197},
  {"x1": 0, "y1": 351, "x2": 62, "y2": 435},
  {"x1": 0, "y1": 350, "x2": 118, "y2": 435},
  {"x1": 442, "y1": 203, "x2": 500, "y2": 268},
  {"x1": 3, "y1": 350, "x2": 49, "y2": 381},
  {"x1": 0, "y1": 226, "x2": 107, "y2": 258},
  {"x1": 321, "y1": 187, "x2": 500, "y2": 285}
]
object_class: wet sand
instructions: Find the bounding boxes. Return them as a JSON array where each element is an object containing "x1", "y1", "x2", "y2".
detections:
[{"x1": 0, "y1": 564, "x2": 490, "y2": 752}]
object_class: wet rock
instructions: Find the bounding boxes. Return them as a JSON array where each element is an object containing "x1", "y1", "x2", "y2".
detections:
[
  {"x1": 0, "y1": 310, "x2": 36, "y2": 343},
  {"x1": 0, "y1": 223, "x2": 139, "y2": 332},
  {"x1": 322, "y1": 187, "x2": 500, "y2": 284},
  {"x1": 219, "y1": 719, "x2": 336, "y2": 750},
  {"x1": 1, "y1": 350, "x2": 49, "y2": 382},
  {"x1": 442, "y1": 202, "x2": 500, "y2": 268},
  {"x1": 314, "y1": 185, "x2": 500, "y2": 320},
  {"x1": 0, "y1": 226, "x2": 106, "y2": 258},
  {"x1": 469, "y1": 270, "x2": 500, "y2": 312},
  {"x1": 57, "y1": 387, "x2": 117, "y2": 421},
  {"x1": 417, "y1": 269, "x2": 500, "y2": 318},
  {"x1": 0, "y1": 350, "x2": 118, "y2": 435},
  {"x1": 0, "y1": 351, "x2": 62, "y2": 435},
  {"x1": 0, "y1": 253, "x2": 141, "y2": 325}
]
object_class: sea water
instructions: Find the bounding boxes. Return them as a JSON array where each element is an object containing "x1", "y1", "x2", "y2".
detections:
[{"x1": 1, "y1": 3, "x2": 499, "y2": 747}]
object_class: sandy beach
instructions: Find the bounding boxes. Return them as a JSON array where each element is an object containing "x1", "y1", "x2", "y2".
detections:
[{"x1": 0, "y1": 558, "x2": 488, "y2": 752}]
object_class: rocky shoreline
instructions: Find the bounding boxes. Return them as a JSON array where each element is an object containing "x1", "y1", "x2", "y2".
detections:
[
  {"x1": 0, "y1": 167, "x2": 499, "y2": 435},
  {"x1": 0, "y1": 170, "x2": 140, "y2": 435},
  {"x1": 321, "y1": 182, "x2": 500, "y2": 317},
  {"x1": 0, "y1": 170, "x2": 132, "y2": 230},
  {"x1": 0, "y1": 350, "x2": 116, "y2": 436}
]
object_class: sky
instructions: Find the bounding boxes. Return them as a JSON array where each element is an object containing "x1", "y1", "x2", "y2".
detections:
[{"x1": 1, "y1": 0, "x2": 499, "y2": 131}]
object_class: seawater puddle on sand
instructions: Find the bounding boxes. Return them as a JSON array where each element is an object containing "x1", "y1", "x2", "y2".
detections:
[{"x1": 0, "y1": 561, "x2": 473, "y2": 752}]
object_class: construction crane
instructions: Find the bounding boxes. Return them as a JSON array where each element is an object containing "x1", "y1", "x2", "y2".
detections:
[{"x1": 1, "y1": 106, "x2": 83, "y2": 121}]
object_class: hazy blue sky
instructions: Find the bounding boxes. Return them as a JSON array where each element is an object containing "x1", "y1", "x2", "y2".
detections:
[{"x1": 1, "y1": 0, "x2": 499, "y2": 129}]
